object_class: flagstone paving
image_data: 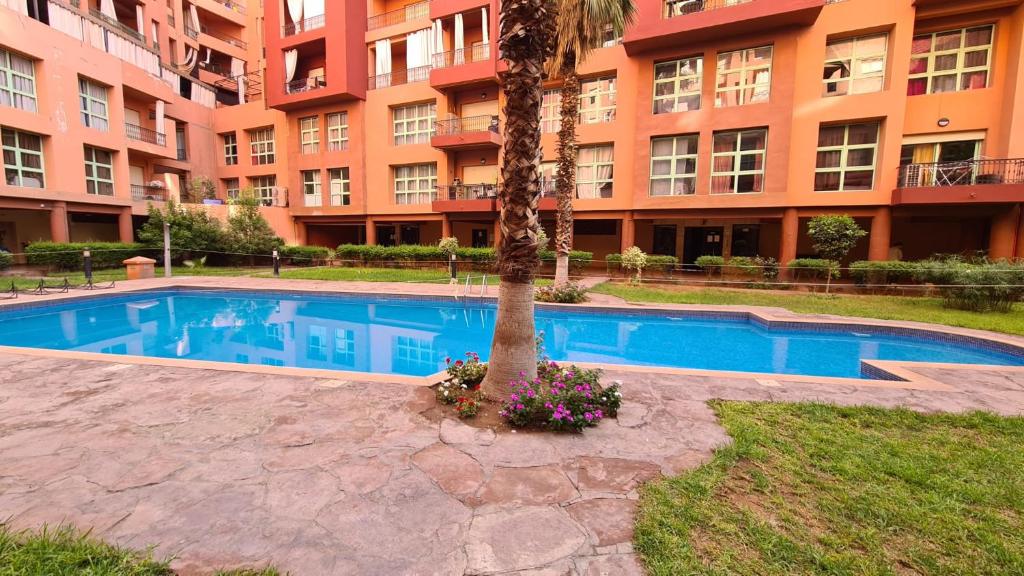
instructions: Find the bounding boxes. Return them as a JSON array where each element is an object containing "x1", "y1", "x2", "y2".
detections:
[{"x1": 1, "y1": 351, "x2": 1023, "y2": 575}]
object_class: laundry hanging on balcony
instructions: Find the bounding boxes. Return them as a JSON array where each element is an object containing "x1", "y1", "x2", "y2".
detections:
[
  {"x1": 182, "y1": 46, "x2": 198, "y2": 73},
  {"x1": 284, "y1": 48, "x2": 298, "y2": 91},
  {"x1": 230, "y1": 57, "x2": 246, "y2": 103},
  {"x1": 454, "y1": 13, "x2": 464, "y2": 65},
  {"x1": 374, "y1": 39, "x2": 391, "y2": 88}
]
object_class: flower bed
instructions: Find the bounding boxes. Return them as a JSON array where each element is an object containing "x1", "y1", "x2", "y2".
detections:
[{"x1": 499, "y1": 362, "x2": 621, "y2": 433}]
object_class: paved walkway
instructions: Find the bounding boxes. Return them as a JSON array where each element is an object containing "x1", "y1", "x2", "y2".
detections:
[{"x1": 2, "y1": 349, "x2": 1023, "y2": 575}]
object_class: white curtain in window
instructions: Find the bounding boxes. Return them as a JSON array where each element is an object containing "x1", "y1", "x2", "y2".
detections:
[
  {"x1": 406, "y1": 29, "x2": 431, "y2": 70},
  {"x1": 86, "y1": 20, "x2": 105, "y2": 49},
  {"x1": 100, "y1": 0, "x2": 116, "y2": 19},
  {"x1": 437, "y1": 20, "x2": 445, "y2": 54},
  {"x1": 135, "y1": 5, "x2": 144, "y2": 36},
  {"x1": 284, "y1": 48, "x2": 298, "y2": 87},
  {"x1": 155, "y1": 100, "x2": 165, "y2": 135},
  {"x1": 188, "y1": 3, "x2": 200, "y2": 32},
  {"x1": 596, "y1": 145, "x2": 613, "y2": 181},
  {"x1": 481, "y1": 7, "x2": 488, "y2": 45},
  {"x1": 286, "y1": 0, "x2": 302, "y2": 24},
  {"x1": 303, "y1": 0, "x2": 323, "y2": 18},
  {"x1": 49, "y1": 3, "x2": 84, "y2": 40},
  {"x1": 151, "y1": 21, "x2": 159, "y2": 44},
  {"x1": 231, "y1": 57, "x2": 245, "y2": 102},
  {"x1": 374, "y1": 39, "x2": 391, "y2": 87},
  {"x1": 454, "y1": 13, "x2": 464, "y2": 64}
]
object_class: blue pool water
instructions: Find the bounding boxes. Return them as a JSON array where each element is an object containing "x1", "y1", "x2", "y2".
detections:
[{"x1": 0, "y1": 290, "x2": 1020, "y2": 379}]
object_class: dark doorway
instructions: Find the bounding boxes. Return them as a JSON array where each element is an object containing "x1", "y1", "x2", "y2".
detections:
[
  {"x1": 731, "y1": 224, "x2": 760, "y2": 257},
  {"x1": 471, "y1": 228, "x2": 489, "y2": 248},
  {"x1": 400, "y1": 225, "x2": 420, "y2": 245},
  {"x1": 683, "y1": 226, "x2": 724, "y2": 265},
  {"x1": 377, "y1": 225, "x2": 397, "y2": 246},
  {"x1": 652, "y1": 225, "x2": 677, "y2": 256}
]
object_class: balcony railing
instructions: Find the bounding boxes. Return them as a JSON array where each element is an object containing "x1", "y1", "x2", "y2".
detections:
[
  {"x1": 210, "y1": 0, "x2": 245, "y2": 15},
  {"x1": 125, "y1": 122, "x2": 167, "y2": 146},
  {"x1": 437, "y1": 183, "x2": 499, "y2": 201},
  {"x1": 285, "y1": 75, "x2": 326, "y2": 93},
  {"x1": 898, "y1": 158, "x2": 1024, "y2": 188},
  {"x1": 435, "y1": 115, "x2": 500, "y2": 136},
  {"x1": 89, "y1": 9, "x2": 145, "y2": 42},
  {"x1": 198, "y1": 23, "x2": 247, "y2": 49},
  {"x1": 184, "y1": 24, "x2": 198, "y2": 38},
  {"x1": 282, "y1": 13, "x2": 325, "y2": 36},
  {"x1": 367, "y1": 0, "x2": 428, "y2": 30},
  {"x1": 432, "y1": 44, "x2": 491, "y2": 69},
  {"x1": 131, "y1": 185, "x2": 167, "y2": 201},
  {"x1": 368, "y1": 65, "x2": 431, "y2": 89},
  {"x1": 663, "y1": 0, "x2": 753, "y2": 18}
]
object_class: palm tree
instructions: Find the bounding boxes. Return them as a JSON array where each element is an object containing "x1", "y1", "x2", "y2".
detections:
[
  {"x1": 480, "y1": 0, "x2": 557, "y2": 397},
  {"x1": 549, "y1": 0, "x2": 635, "y2": 286}
]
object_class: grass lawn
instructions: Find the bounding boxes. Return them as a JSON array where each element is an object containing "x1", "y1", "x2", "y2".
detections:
[
  {"x1": 636, "y1": 402, "x2": 1024, "y2": 575},
  {"x1": 592, "y1": 282, "x2": 1024, "y2": 336},
  {"x1": 2, "y1": 267, "x2": 260, "y2": 291},
  {"x1": 0, "y1": 524, "x2": 277, "y2": 575}
]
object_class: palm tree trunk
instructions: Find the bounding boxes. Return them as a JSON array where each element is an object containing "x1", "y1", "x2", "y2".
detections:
[
  {"x1": 481, "y1": 0, "x2": 555, "y2": 399},
  {"x1": 554, "y1": 60, "x2": 579, "y2": 287}
]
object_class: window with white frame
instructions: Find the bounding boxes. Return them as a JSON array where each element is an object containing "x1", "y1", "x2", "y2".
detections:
[
  {"x1": 394, "y1": 163, "x2": 437, "y2": 204},
  {"x1": 248, "y1": 127, "x2": 275, "y2": 165},
  {"x1": 334, "y1": 328, "x2": 355, "y2": 366},
  {"x1": 649, "y1": 134, "x2": 698, "y2": 196},
  {"x1": 539, "y1": 161, "x2": 557, "y2": 196},
  {"x1": 78, "y1": 78, "x2": 108, "y2": 131},
  {"x1": 393, "y1": 102, "x2": 436, "y2": 145},
  {"x1": 600, "y1": 24, "x2": 622, "y2": 48},
  {"x1": 302, "y1": 169, "x2": 321, "y2": 206},
  {"x1": 250, "y1": 175, "x2": 276, "y2": 205},
  {"x1": 84, "y1": 146, "x2": 114, "y2": 195},
  {"x1": 224, "y1": 177, "x2": 240, "y2": 200},
  {"x1": 299, "y1": 116, "x2": 319, "y2": 154},
  {"x1": 222, "y1": 132, "x2": 237, "y2": 165},
  {"x1": 823, "y1": 34, "x2": 887, "y2": 97},
  {"x1": 329, "y1": 167, "x2": 351, "y2": 206},
  {"x1": 815, "y1": 122, "x2": 880, "y2": 191},
  {"x1": 715, "y1": 46, "x2": 772, "y2": 107},
  {"x1": 540, "y1": 89, "x2": 562, "y2": 133},
  {"x1": 394, "y1": 335, "x2": 436, "y2": 372},
  {"x1": 307, "y1": 325, "x2": 327, "y2": 361},
  {"x1": 908, "y1": 25, "x2": 993, "y2": 95},
  {"x1": 576, "y1": 145, "x2": 614, "y2": 199},
  {"x1": 2, "y1": 127, "x2": 44, "y2": 188},
  {"x1": 0, "y1": 49, "x2": 37, "y2": 113},
  {"x1": 327, "y1": 112, "x2": 348, "y2": 151},
  {"x1": 579, "y1": 76, "x2": 616, "y2": 124},
  {"x1": 711, "y1": 129, "x2": 767, "y2": 194},
  {"x1": 654, "y1": 56, "x2": 702, "y2": 114}
]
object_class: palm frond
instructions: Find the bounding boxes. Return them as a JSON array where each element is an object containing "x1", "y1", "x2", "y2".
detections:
[{"x1": 548, "y1": 0, "x2": 637, "y2": 75}]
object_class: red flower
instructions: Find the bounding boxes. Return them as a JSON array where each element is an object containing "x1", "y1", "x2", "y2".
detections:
[{"x1": 454, "y1": 360, "x2": 464, "y2": 367}]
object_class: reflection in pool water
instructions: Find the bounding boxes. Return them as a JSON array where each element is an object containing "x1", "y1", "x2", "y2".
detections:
[{"x1": 0, "y1": 290, "x2": 1021, "y2": 379}]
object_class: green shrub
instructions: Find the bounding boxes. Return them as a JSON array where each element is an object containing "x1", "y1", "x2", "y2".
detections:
[
  {"x1": 0, "y1": 250, "x2": 11, "y2": 271},
  {"x1": 455, "y1": 247, "x2": 498, "y2": 264},
  {"x1": 621, "y1": 246, "x2": 648, "y2": 283},
  {"x1": 917, "y1": 258, "x2": 1024, "y2": 312},
  {"x1": 330, "y1": 244, "x2": 592, "y2": 271},
  {"x1": 539, "y1": 249, "x2": 593, "y2": 274},
  {"x1": 726, "y1": 256, "x2": 760, "y2": 277},
  {"x1": 137, "y1": 200, "x2": 225, "y2": 260},
  {"x1": 279, "y1": 245, "x2": 332, "y2": 266},
  {"x1": 695, "y1": 255, "x2": 725, "y2": 276},
  {"x1": 754, "y1": 256, "x2": 780, "y2": 280},
  {"x1": 807, "y1": 214, "x2": 867, "y2": 261},
  {"x1": 849, "y1": 260, "x2": 921, "y2": 286},
  {"x1": 25, "y1": 242, "x2": 150, "y2": 271},
  {"x1": 500, "y1": 362, "x2": 620, "y2": 433},
  {"x1": 787, "y1": 258, "x2": 837, "y2": 280},
  {"x1": 535, "y1": 282, "x2": 588, "y2": 303}
]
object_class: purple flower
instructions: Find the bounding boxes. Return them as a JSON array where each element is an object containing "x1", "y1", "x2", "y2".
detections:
[
  {"x1": 526, "y1": 390, "x2": 535, "y2": 398},
  {"x1": 594, "y1": 409, "x2": 603, "y2": 419},
  {"x1": 510, "y1": 394, "x2": 519, "y2": 402},
  {"x1": 584, "y1": 412, "x2": 593, "y2": 421}
]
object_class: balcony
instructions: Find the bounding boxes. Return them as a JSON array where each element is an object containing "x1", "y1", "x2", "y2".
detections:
[
  {"x1": 367, "y1": 1, "x2": 429, "y2": 30},
  {"x1": 89, "y1": 8, "x2": 145, "y2": 43},
  {"x1": 893, "y1": 158, "x2": 1024, "y2": 205},
  {"x1": 368, "y1": 65, "x2": 431, "y2": 89},
  {"x1": 185, "y1": 24, "x2": 199, "y2": 38},
  {"x1": 285, "y1": 75, "x2": 326, "y2": 94},
  {"x1": 210, "y1": 0, "x2": 245, "y2": 15},
  {"x1": 282, "y1": 13, "x2": 325, "y2": 36},
  {"x1": 131, "y1": 184, "x2": 168, "y2": 202},
  {"x1": 431, "y1": 181, "x2": 556, "y2": 212},
  {"x1": 430, "y1": 43, "x2": 495, "y2": 88},
  {"x1": 198, "y1": 23, "x2": 247, "y2": 49},
  {"x1": 431, "y1": 115, "x2": 501, "y2": 150},
  {"x1": 623, "y1": 0, "x2": 825, "y2": 54},
  {"x1": 125, "y1": 122, "x2": 167, "y2": 146}
]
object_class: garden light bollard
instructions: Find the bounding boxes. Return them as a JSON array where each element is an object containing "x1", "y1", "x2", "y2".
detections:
[
  {"x1": 273, "y1": 249, "x2": 280, "y2": 277},
  {"x1": 449, "y1": 253, "x2": 457, "y2": 284},
  {"x1": 163, "y1": 221, "x2": 171, "y2": 278},
  {"x1": 83, "y1": 250, "x2": 92, "y2": 284}
]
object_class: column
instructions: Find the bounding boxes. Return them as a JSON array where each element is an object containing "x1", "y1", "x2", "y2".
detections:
[
  {"x1": 49, "y1": 201, "x2": 69, "y2": 243},
  {"x1": 365, "y1": 217, "x2": 376, "y2": 245},
  {"x1": 867, "y1": 206, "x2": 892, "y2": 261},
  {"x1": 619, "y1": 212, "x2": 635, "y2": 252},
  {"x1": 989, "y1": 204, "x2": 1021, "y2": 260},
  {"x1": 779, "y1": 208, "x2": 798, "y2": 272},
  {"x1": 441, "y1": 214, "x2": 452, "y2": 238},
  {"x1": 118, "y1": 207, "x2": 134, "y2": 243}
]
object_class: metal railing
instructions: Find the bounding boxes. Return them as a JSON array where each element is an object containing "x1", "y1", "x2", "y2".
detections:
[
  {"x1": 663, "y1": 0, "x2": 752, "y2": 18},
  {"x1": 125, "y1": 122, "x2": 166, "y2": 146},
  {"x1": 176, "y1": 147, "x2": 187, "y2": 161},
  {"x1": 89, "y1": 9, "x2": 145, "y2": 42},
  {"x1": 282, "y1": 13, "x2": 325, "y2": 36},
  {"x1": 130, "y1": 185, "x2": 167, "y2": 201},
  {"x1": 437, "y1": 183, "x2": 499, "y2": 201},
  {"x1": 367, "y1": 65, "x2": 431, "y2": 89},
  {"x1": 285, "y1": 75, "x2": 326, "y2": 93},
  {"x1": 210, "y1": 0, "x2": 246, "y2": 15},
  {"x1": 198, "y1": 23, "x2": 247, "y2": 49},
  {"x1": 435, "y1": 115, "x2": 500, "y2": 136},
  {"x1": 432, "y1": 44, "x2": 491, "y2": 69},
  {"x1": 184, "y1": 24, "x2": 198, "y2": 38},
  {"x1": 367, "y1": 0, "x2": 428, "y2": 30},
  {"x1": 897, "y1": 158, "x2": 1024, "y2": 188}
]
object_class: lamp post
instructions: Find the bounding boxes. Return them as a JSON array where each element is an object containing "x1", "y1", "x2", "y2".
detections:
[
  {"x1": 83, "y1": 249, "x2": 92, "y2": 284},
  {"x1": 163, "y1": 221, "x2": 171, "y2": 278}
]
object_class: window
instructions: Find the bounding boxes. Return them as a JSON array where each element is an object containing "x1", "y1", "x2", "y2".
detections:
[
  {"x1": 579, "y1": 76, "x2": 616, "y2": 124},
  {"x1": 299, "y1": 116, "x2": 319, "y2": 154},
  {"x1": 715, "y1": 46, "x2": 772, "y2": 107},
  {"x1": 394, "y1": 163, "x2": 437, "y2": 204},
  {"x1": 224, "y1": 177, "x2": 240, "y2": 200},
  {"x1": 302, "y1": 170, "x2": 321, "y2": 206},
  {"x1": 540, "y1": 89, "x2": 562, "y2": 133},
  {"x1": 815, "y1": 123, "x2": 880, "y2": 191},
  {"x1": 394, "y1": 335, "x2": 437, "y2": 373},
  {"x1": 576, "y1": 145, "x2": 614, "y2": 199},
  {"x1": 329, "y1": 167, "x2": 351, "y2": 206},
  {"x1": 0, "y1": 49, "x2": 37, "y2": 112},
  {"x1": 334, "y1": 328, "x2": 355, "y2": 366},
  {"x1": 250, "y1": 175, "x2": 276, "y2": 205},
  {"x1": 78, "y1": 78, "x2": 109, "y2": 131},
  {"x1": 711, "y1": 129, "x2": 767, "y2": 194},
  {"x1": 222, "y1": 132, "x2": 237, "y2": 165},
  {"x1": 327, "y1": 112, "x2": 348, "y2": 151},
  {"x1": 249, "y1": 127, "x2": 275, "y2": 165},
  {"x1": 83, "y1": 146, "x2": 114, "y2": 196},
  {"x1": 823, "y1": 34, "x2": 887, "y2": 97},
  {"x1": 654, "y1": 56, "x2": 702, "y2": 114},
  {"x1": 539, "y1": 161, "x2": 557, "y2": 196},
  {"x1": 308, "y1": 326, "x2": 327, "y2": 361},
  {"x1": 908, "y1": 25, "x2": 993, "y2": 95},
  {"x1": 393, "y1": 102, "x2": 436, "y2": 145},
  {"x1": 2, "y1": 127, "x2": 44, "y2": 188},
  {"x1": 600, "y1": 25, "x2": 622, "y2": 48},
  {"x1": 649, "y1": 135, "x2": 698, "y2": 196}
]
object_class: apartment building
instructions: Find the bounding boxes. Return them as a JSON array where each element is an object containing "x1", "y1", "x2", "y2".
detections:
[{"x1": 3, "y1": 0, "x2": 1024, "y2": 265}]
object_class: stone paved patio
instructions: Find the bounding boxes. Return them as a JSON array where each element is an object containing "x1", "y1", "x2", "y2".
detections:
[{"x1": 2, "y1": 348, "x2": 1023, "y2": 575}]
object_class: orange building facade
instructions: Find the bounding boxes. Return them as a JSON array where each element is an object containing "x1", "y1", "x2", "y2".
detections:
[{"x1": 3, "y1": 0, "x2": 1024, "y2": 265}]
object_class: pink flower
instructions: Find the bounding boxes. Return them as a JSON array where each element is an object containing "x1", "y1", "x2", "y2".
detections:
[
  {"x1": 510, "y1": 393, "x2": 519, "y2": 402},
  {"x1": 584, "y1": 412, "x2": 593, "y2": 421},
  {"x1": 516, "y1": 403, "x2": 525, "y2": 410},
  {"x1": 445, "y1": 357, "x2": 451, "y2": 364},
  {"x1": 526, "y1": 390, "x2": 535, "y2": 398}
]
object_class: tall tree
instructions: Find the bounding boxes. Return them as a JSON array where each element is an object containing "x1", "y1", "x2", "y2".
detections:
[
  {"x1": 549, "y1": 0, "x2": 635, "y2": 286},
  {"x1": 480, "y1": 0, "x2": 557, "y2": 397}
]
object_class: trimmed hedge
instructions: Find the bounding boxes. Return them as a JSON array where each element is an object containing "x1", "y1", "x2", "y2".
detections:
[
  {"x1": 786, "y1": 258, "x2": 837, "y2": 280},
  {"x1": 607, "y1": 254, "x2": 678, "y2": 278},
  {"x1": 849, "y1": 260, "x2": 921, "y2": 286},
  {"x1": 334, "y1": 244, "x2": 593, "y2": 269},
  {"x1": 279, "y1": 245, "x2": 332, "y2": 266},
  {"x1": 25, "y1": 242, "x2": 150, "y2": 271},
  {"x1": 0, "y1": 250, "x2": 11, "y2": 271},
  {"x1": 917, "y1": 258, "x2": 1024, "y2": 312}
]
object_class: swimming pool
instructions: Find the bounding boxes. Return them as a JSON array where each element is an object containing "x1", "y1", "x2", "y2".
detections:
[{"x1": 0, "y1": 289, "x2": 1021, "y2": 379}]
